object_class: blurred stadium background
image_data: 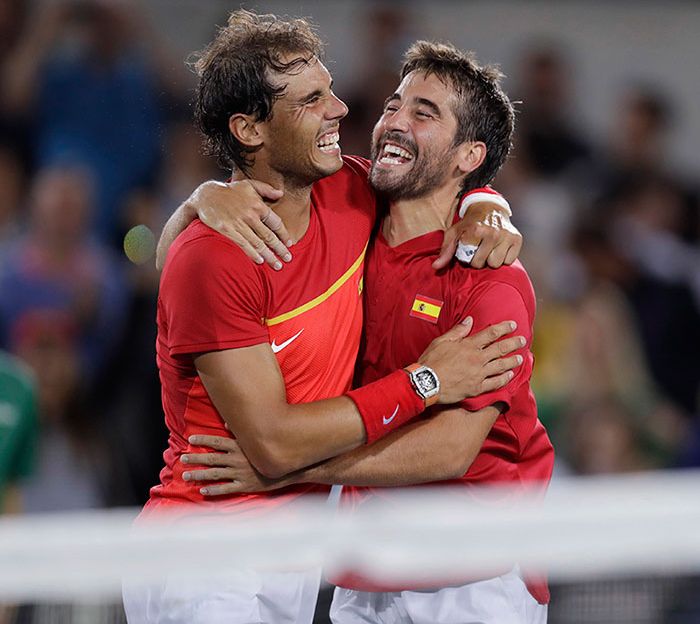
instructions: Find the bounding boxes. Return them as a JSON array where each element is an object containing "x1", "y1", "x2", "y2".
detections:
[{"x1": 0, "y1": 0, "x2": 698, "y2": 622}]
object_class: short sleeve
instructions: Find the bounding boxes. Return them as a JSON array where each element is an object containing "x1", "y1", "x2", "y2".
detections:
[
  {"x1": 161, "y1": 233, "x2": 268, "y2": 356},
  {"x1": 459, "y1": 280, "x2": 534, "y2": 412}
]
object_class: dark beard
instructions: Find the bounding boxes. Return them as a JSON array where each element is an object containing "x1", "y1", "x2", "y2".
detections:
[{"x1": 369, "y1": 133, "x2": 455, "y2": 201}]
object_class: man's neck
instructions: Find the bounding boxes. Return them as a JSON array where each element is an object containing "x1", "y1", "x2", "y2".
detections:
[
  {"x1": 383, "y1": 183, "x2": 462, "y2": 247},
  {"x1": 233, "y1": 166, "x2": 313, "y2": 242}
]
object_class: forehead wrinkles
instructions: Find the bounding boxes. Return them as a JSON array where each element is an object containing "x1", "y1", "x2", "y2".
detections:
[
  {"x1": 270, "y1": 57, "x2": 329, "y2": 100},
  {"x1": 398, "y1": 71, "x2": 460, "y2": 115}
]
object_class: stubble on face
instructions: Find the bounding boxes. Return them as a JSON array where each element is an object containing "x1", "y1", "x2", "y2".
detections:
[
  {"x1": 369, "y1": 130, "x2": 458, "y2": 201},
  {"x1": 262, "y1": 58, "x2": 345, "y2": 189}
]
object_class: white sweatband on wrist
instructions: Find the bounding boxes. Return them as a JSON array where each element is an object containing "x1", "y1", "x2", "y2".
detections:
[
  {"x1": 456, "y1": 190, "x2": 512, "y2": 264},
  {"x1": 458, "y1": 191, "x2": 512, "y2": 218}
]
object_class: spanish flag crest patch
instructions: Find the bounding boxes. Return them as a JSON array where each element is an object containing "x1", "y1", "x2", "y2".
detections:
[{"x1": 410, "y1": 294, "x2": 443, "y2": 324}]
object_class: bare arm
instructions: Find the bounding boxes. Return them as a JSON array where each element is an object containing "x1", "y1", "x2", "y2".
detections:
[
  {"x1": 183, "y1": 405, "x2": 500, "y2": 493},
  {"x1": 433, "y1": 196, "x2": 522, "y2": 270},
  {"x1": 157, "y1": 182, "x2": 521, "y2": 272},
  {"x1": 294, "y1": 405, "x2": 500, "y2": 486},
  {"x1": 194, "y1": 320, "x2": 522, "y2": 479},
  {"x1": 194, "y1": 344, "x2": 366, "y2": 479},
  {"x1": 156, "y1": 193, "x2": 198, "y2": 271},
  {"x1": 156, "y1": 180, "x2": 286, "y2": 270}
]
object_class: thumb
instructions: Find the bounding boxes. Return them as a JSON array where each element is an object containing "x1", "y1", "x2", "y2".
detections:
[
  {"x1": 247, "y1": 180, "x2": 284, "y2": 201},
  {"x1": 460, "y1": 316, "x2": 474, "y2": 334},
  {"x1": 432, "y1": 229, "x2": 458, "y2": 270}
]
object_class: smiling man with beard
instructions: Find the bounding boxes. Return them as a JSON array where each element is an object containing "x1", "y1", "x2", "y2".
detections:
[{"x1": 179, "y1": 41, "x2": 554, "y2": 624}]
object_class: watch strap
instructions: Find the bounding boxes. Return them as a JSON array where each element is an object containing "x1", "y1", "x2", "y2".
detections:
[{"x1": 404, "y1": 363, "x2": 440, "y2": 407}]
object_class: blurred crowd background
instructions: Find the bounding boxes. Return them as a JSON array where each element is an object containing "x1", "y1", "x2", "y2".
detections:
[{"x1": 0, "y1": 0, "x2": 698, "y2": 620}]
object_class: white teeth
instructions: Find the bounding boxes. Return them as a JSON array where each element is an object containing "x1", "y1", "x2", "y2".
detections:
[
  {"x1": 379, "y1": 156, "x2": 403, "y2": 165},
  {"x1": 317, "y1": 132, "x2": 340, "y2": 149},
  {"x1": 382, "y1": 143, "x2": 412, "y2": 160}
]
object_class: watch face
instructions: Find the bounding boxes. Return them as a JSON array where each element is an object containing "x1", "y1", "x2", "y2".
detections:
[{"x1": 415, "y1": 369, "x2": 438, "y2": 393}]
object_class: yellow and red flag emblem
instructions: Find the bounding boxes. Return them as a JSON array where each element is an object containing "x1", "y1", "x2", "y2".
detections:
[{"x1": 410, "y1": 294, "x2": 443, "y2": 324}]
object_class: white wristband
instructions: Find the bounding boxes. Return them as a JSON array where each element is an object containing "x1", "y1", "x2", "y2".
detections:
[
  {"x1": 456, "y1": 191, "x2": 512, "y2": 264},
  {"x1": 458, "y1": 191, "x2": 512, "y2": 218}
]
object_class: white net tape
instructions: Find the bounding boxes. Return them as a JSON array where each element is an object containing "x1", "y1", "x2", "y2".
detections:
[{"x1": 2, "y1": 470, "x2": 700, "y2": 601}]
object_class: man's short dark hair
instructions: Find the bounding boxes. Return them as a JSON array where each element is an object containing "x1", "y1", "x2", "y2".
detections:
[
  {"x1": 400, "y1": 41, "x2": 515, "y2": 191},
  {"x1": 192, "y1": 10, "x2": 323, "y2": 172}
]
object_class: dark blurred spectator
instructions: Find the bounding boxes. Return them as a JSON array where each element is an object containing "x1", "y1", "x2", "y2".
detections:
[
  {"x1": 566, "y1": 400, "x2": 653, "y2": 475},
  {"x1": 612, "y1": 177, "x2": 699, "y2": 301},
  {"x1": 0, "y1": 165, "x2": 128, "y2": 379},
  {"x1": 12, "y1": 312, "x2": 112, "y2": 511},
  {"x1": 531, "y1": 216, "x2": 691, "y2": 471},
  {"x1": 0, "y1": 144, "x2": 26, "y2": 248},
  {"x1": 0, "y1": 165, "x2": 129, "y2": 512},
  {"x1": 340, "y1": 5, "x2": 416, "y2": 157},
  {"x1": 156, "y1": 120, "x2": 221, "y2": 218},
  {"x1": 608, "y1": 87, "x2": 673, "y2": 182},
  {"x1": 494, "y1": 144, "x2": 581, "y2": 302},
  {"x1": 602, "y1": 180, "x2": 700, "y2": 416},
  {"x1": 568, "y1": 218, "x2": 695, "y2": 446},
  {"x1": 0, "y1": 0, "x2": 32, "y2": 170},
  {"x1": 0, "y1": 0, "x2": 28, "y2": 60},
  {"x1": 599, "y1": 87, "x2": 698, "y2": 240},
  {"x1": 514, "y1": 43, "x2": 593, "y2": 180},
  {"x1": 505, "y1": 43, "x2": 700, "y2": 470},
  {"x1": 2, "y1": 0, "x2": 187, "y2": 244},
  {"x1": 99, "y1": 123, "x2": 218, "y2": 505}
]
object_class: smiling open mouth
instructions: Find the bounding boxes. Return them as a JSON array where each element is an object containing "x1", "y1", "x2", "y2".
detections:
[
  {"x1": 317, "y1": 132, "x2": 340, "y2": 152},
  {"x1": 378, "y1": 142, "x2": 414, "y2": 165}
]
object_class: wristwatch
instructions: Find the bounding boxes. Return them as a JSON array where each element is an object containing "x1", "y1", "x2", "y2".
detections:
[{"x1": 404, "y1": 363, "x2": 440, "y2": 406}]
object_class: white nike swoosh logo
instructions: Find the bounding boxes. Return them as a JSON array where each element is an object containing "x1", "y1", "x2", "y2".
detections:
[
  {"x1": 383, "y1": 404, "x2": 399, "y2": 426},
  {"x1": 271, "y1": 328, "x2": 304, "y2": 354}
]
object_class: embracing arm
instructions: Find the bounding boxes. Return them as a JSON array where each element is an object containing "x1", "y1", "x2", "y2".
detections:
[
  {"x1": 195, "y1": 345, "x2": 365, "y2": 478},
  {"x1": 157, "y1": 181, "x2": 521, "y2": 271},
  {"x1": 289, "y1": 405, "x2": 500, "y2": 487},
  {"x1": 195, "y1": 322, "x2": 519, "y2": 480},
  {"x1": 183, "y1": 404, "x2": 500, "y2": 493},
  {"x1": 156, "y1": 179, "x2": 287, "y2": 270},
  {"x1": 434, "y1": 189, "x2": 521, "y2": 270},
  {"x1": 156, "y1": 194, "x2": 198, "y2": 271},
  {"x1": 165, "y1": 224, "x2": 523, "y2": 482}
]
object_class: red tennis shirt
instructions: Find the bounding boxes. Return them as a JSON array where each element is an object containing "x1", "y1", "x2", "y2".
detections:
[
  {"x1": 340, "y1": 219, "x2": 555, "y2": 602},
  {"x1": 144, "y1": 156, "x2": 375, "y2": 516}
]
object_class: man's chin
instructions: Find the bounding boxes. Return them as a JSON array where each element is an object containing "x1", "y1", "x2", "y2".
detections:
[
  {"x1": 314, "y1": 155, "x2": 344, "y2": 179},
  {"x1": 369, "y1": 170, "x2": 407, "y2": 196}
]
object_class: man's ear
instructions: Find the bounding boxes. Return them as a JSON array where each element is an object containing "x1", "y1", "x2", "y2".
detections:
[
  {"x1": 457, "y1": 141, "x2": 487, "y2": 176},
  {"x1": 229, "y1": 114, "x2": 264, "y2": 149}
]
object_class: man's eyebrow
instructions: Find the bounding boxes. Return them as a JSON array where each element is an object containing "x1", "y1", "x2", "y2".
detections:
[
  {"x1": 298, "y1": 88, "x2": 324, "y2": 103},
  {"x1": 414, "y1": 97, "x2": 441, "y2": 117},
  {"x1": 298, "y1": 80, "x2": 333, "y2": 104},
  {"x1": 383, "y1": 93, "x2": 400, "y2": 108}
]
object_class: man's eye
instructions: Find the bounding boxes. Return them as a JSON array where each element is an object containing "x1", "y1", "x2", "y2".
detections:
[
  {"x1": 416, "y1": 111, "x2": 432, "y2": 119},
  {"x1": 385, "y1": 105, "x2": 399, "y2": 113},
  {"x1": 304, "y1": 94, "x2": 323, "y2": 105}
]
